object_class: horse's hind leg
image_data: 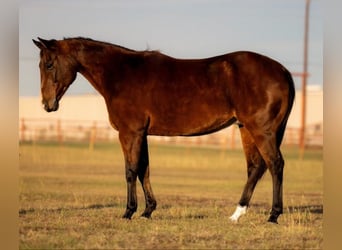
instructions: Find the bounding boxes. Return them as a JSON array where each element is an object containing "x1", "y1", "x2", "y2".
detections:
[
  {"x1": 230, "y1": 126, "x2": 267, "y2": 222},
  {"x1": 138, "y1": 136, "x2": 157, "y2": 218},
  {"x1": 249, "y1": 128, "x2": 285, "y2": 224}
]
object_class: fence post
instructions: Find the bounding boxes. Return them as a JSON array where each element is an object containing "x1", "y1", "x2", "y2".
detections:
[
  {"x1": 20, "y1": 118, "x2": 26, "y2": 142},
  {"x1": 89, "y1": 121, "x2": 97, "y2": 151},
  {"x1": 57, "y1": 119, "x2": 63, "y2": 145}
]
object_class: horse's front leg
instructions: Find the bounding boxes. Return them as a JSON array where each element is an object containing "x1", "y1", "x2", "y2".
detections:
[
  {"x1": 123, "y1": 162, "x2": 138, "y2": 219},
  {"x1": 119, "y1": 131, "x2": 144, "y2": 219},
  {"x1": 138, "y1": 136, "x2": 157, "y2": 218}
]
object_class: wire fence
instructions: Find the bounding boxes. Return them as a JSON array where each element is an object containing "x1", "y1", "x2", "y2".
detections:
[{"x1": 19, "y1": 118, "x2": 322, "y2": 149}]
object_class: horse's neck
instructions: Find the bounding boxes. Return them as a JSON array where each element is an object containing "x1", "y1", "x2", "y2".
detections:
[
  {"x1": 69, "y1": 40, "x2": 134, "y2": 98},
  {"x1": 74, "y1": 45, "x2": 113, "y2": 97}
]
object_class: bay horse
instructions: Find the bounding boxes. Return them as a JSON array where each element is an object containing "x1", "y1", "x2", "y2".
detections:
[{"x1": 33, "y1": 37, "x2": 295, "y2": 223}]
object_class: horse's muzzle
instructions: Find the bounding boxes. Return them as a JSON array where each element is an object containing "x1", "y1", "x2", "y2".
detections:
[{"x1": 43, "y1": 99, "x2": 59, "y2": 112}]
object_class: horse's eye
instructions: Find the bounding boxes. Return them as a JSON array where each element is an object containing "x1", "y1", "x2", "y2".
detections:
[{"x1": 46, "y1": 62, "x2": 54, "y2": 70}]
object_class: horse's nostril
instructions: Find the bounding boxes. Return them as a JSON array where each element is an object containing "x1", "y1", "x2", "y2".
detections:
[
  {"x1": 53, "y1": 101, "x2": 59, "y2": 111},
  {"x1": 42, "y1": 99, "x2": 58, "y2": 112},
  {"x1": 43, "y1": 103, "x2": 52, "y2": 112}
]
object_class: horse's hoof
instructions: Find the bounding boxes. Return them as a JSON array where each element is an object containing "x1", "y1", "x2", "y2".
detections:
[
  {"x1": 229, "y1": 205, "x2": 247, "y2": 223},
  {"x1": 267, "y1": 215, "x2": 279, "y2": 224},
  {"x1": 229, "y1": 216, "x2": 239, "y2": 223},
  {"x1": 122, "y1": 210, "x2": 135, "y2": 219},
  {"x1": 139, "y1": 215, "x2": 151, "y2": 220},
  {"x1": 140, "y1": 213, "x2": 152, "y2": 219}
]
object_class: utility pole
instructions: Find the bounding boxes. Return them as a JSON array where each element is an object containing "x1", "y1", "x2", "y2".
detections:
[{"x1": 299, "y1": 0, "x2": 310, "y2": 159}]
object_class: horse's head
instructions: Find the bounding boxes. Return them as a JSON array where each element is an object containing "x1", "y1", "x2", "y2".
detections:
[{"x1": 33, "y1": 38, "x2": 78, "y2": 112}]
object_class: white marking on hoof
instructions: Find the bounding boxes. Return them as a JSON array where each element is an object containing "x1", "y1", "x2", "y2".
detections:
[{"x1": 229, "y1": 205, "x2": 247, "y2": 222}]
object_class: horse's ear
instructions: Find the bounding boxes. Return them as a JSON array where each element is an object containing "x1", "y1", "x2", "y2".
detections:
[
  {"x1": 32, "y1": 39, "x2": 44, "y2": 50},
  {"x1": 34, "y1": 37, "x2": 58, "y2": 50}
]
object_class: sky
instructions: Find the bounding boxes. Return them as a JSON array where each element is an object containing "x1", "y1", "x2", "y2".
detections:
[{"x1": 19, "y1": 0, "x2": 323, "y2": 96}]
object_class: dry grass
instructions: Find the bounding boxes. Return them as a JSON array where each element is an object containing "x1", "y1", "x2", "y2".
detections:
[{"x1": 19, "y1": 142, "x2": 322, "y2": 249}]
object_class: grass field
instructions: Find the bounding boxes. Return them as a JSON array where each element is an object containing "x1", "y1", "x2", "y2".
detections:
[{"x1": 19, "y1": 141, "x2": 323, "y2": 249}]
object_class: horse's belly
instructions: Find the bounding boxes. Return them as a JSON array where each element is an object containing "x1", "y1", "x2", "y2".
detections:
[{"x1": 147, "y1": 112, "x2": 236, "y2": 136}]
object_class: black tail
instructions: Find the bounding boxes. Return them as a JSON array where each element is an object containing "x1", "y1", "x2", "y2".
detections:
[{"x1": 276, "y1": 69, "x2": 296, "y2": 147}]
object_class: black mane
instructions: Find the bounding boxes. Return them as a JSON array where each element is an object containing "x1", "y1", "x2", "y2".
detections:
[{"x1": 63, "y1": 36, "x2": 159, "y2": 54}]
